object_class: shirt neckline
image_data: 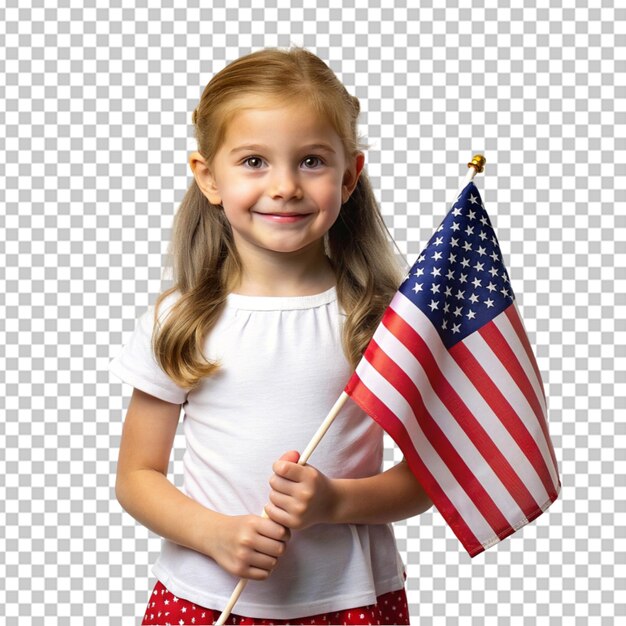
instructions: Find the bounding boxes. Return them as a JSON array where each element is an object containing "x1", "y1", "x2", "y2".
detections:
[{"x1": 226, "y1": 285, "x2": 337, "y2": 311}]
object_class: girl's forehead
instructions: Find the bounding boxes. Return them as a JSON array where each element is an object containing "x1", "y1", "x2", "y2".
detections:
[
  {"x1": 223, "y1": 98, "x2": 337, "y2": 138},
  {"x1": 214, "y1": 93, "x2": 350, "y2": 157}
]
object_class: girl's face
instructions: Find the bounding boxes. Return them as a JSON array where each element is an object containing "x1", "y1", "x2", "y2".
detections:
[{"x1": 192, "y1": 98, "x2": 364, "y2": 264}]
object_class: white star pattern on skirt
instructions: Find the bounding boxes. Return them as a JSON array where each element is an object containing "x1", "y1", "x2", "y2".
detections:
[{"x1": 141, "y1": 580, "x2": 409, "y2": 625}]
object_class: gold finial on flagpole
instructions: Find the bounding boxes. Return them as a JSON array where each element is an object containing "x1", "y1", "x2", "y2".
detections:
[
  {"x1": 467, "y1": 154, "x2": 486, "y2": 174},
  {"x1": 465, "y1": 154, "x2": 486, "y2": 183}
]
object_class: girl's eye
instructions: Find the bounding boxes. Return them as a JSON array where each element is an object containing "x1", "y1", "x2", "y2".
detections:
[
  {"x1": 302, "y1": 156, "x2": 323, "y2": 169},
  {"x1": 243, "y1": 156, "x2": 264, "y2": 169}
]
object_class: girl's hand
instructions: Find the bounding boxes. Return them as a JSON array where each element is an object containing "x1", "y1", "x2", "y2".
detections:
[
  {"x1": 210, "y1": 513, "x2": 291, "y2": 581},
  {"x1": 265, "y1": 451, "x2": 338, "y2": 530}
]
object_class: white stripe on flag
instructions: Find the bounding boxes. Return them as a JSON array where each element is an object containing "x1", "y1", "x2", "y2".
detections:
[
  {"x1": 373, "y1": 321, "x2": 528, "y2": 528},
  {"x1": 463, "y1": 331, "x2": 561, "y2": 492},
  {"x1": 389, "y1": 291, "x2": 554, "y2": 510},
  {"x1": 493, "y1": 311, "x2": 548, "y2": 418},
  {"x1": 354, "y1": 354, "x2": 496, "y2": 543}
]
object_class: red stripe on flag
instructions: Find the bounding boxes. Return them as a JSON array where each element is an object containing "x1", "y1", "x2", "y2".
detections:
[
  {"x1": 377, "y1": 312, "x2": 535, "y2": 529},
  {"x1": 478, "y1": 315, "x2": 560, "y2": 476},
  {"x1": 450, "y1": 340, "x2": 558, "y2": 502},
  {"x1": 505, "y1": 304, "x2": 546, "y2": 403},
  {"x1": 345, "y1": 372, "x2": 484, "y2": 557}
]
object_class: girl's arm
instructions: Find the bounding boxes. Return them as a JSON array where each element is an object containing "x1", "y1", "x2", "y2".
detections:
[
  {"x1": 115, "y1": 388, "x2": 290, "y2": 580},
  {"x1": 329, "y1": 458, "x2": 433, "y2": 525},
  {"x1": 266, "y1": 451, "x2": 433, "y2": 529}
]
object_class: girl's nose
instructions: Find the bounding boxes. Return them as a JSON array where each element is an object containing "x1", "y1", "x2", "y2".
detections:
[{"x1": 269, "y1": 168, "x2": 303, "y2": 200}]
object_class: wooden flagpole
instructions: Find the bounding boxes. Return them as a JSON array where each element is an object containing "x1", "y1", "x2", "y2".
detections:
[{"x1": 214, "y1": 392, "x2": 350, "y2": 625}]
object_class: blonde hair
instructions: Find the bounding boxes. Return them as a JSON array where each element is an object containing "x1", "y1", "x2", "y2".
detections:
[{"x1": 153, "y1": 47, "x2": 405, "y2": 390}]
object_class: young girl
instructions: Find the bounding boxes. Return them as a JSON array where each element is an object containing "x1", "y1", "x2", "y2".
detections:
[{"x1": 109, "y1": 47, "x2": 432, "y2": 625}]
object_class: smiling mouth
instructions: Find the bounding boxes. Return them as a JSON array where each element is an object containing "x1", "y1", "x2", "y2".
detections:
[{"x1": 255, "y1": 212, "x2": 312, "y2": 223}]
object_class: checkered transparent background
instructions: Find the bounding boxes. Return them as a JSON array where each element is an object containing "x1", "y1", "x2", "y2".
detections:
[{"x1": 1, "y1": 0, "x2": 624, "y2": 624}]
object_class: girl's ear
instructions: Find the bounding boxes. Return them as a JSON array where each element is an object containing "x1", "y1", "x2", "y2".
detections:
[
  {"x1": 341, "y1": 152, "x2": 365, "y2": 204},
  {"x1": 189, "y1": 151, "x2": 222, "y2": 205}
]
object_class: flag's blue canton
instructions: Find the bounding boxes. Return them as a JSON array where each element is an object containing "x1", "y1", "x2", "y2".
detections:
[{"x1": 399, "y1": 181, "x2": 515, "y2": 349}]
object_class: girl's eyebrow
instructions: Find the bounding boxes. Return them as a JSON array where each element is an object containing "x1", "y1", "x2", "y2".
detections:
[{"x1": 229, "y1": 143, "x2": 337, "y2": 155}]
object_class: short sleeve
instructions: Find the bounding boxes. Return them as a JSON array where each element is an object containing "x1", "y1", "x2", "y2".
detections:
[{"x1": 108, "y1": 297, "x2": 189, "y2": 405}]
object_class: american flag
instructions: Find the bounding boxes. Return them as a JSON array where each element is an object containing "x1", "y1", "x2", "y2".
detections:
[{"x1": 345, "y1": 181, "x2": 561, "y2": 557}]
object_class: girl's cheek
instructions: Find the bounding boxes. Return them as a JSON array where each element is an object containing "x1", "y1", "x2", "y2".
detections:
[{"x1": 222, "y1": 189, "x2": 254, "y2": 206}]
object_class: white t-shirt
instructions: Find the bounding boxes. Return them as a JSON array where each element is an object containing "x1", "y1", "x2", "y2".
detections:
[{"x1": 109, "y1": 286, "x2": 405, "y2": 619}]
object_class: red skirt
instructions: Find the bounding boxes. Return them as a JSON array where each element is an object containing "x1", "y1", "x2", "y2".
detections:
[{"x1": 142, "y1": 579, "x2": 410, "y2": 625}]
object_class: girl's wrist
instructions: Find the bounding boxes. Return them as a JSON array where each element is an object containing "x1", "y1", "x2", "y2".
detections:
[
  {"x1": 326, "y1": 477, "x2": 348, "y2": 525},
  {"x1": 192, "y1": 508, "x2": 228, "y2": 558}
]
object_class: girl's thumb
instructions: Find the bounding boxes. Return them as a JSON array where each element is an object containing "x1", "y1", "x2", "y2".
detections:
[{"x1": 278, "y1": 450, "x2": 301, "y2": 463}]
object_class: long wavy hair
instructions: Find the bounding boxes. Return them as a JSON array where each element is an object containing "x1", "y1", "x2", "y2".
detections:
[{"x1": 153, "y1": 47, "x2": 405, "y2": 390}]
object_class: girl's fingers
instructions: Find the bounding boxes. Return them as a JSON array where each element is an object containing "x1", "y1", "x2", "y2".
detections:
[
  {"x1": 247, "y1": 566, "x2": 275, "y2": 581},
  {"x1": 264, "y1": 502, "x2": 291, "y2": 528},
  {"x1": 258, "y1": 517, "x2": 291, "y2": 542},
  {"x1": 251, "y1": 533, "x2": 288, "y2": 559},
  {"x1": 272, "y1": 458, "x2": 304, "y2": 480},
  {"x1": 269, "y1": 473, "x2": 299, "y2": 496},
  {"x1": 277, "y1": 450, "x2": 301, "y2": 464},
  {"x1": 268, "y1": 489, "x2": 293, "y2": 512},
  {"x1": 248, "y1": 550, "x2": 279, "y2": 571}
]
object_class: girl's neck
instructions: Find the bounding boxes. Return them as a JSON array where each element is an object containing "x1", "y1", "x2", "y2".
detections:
[{"x1": 231, "y1": 244, "x2": 336, "y2": 297}]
